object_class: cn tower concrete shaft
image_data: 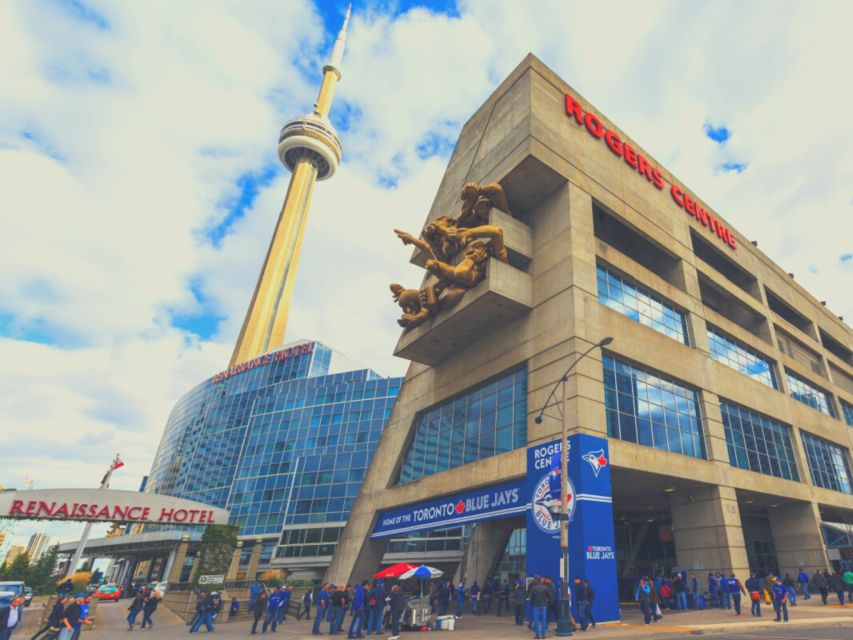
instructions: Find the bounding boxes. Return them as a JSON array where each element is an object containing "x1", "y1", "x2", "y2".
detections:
[{"x1": 230, "y1": 7, "x2": 349, "y2": 368}]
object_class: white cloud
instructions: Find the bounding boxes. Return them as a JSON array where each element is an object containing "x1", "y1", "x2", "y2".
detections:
[{"x1": 0, "y1": 0, "x2": 851, "y2": 547}]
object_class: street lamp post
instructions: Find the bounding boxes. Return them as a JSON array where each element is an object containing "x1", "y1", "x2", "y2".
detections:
[{"x1": 534, "y1": 337, "x2": 613, "y2": 637}]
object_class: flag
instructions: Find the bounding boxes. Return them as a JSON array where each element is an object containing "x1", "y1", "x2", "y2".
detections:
[
  {"x1": 548, "y1": 451, "x2": 562, "y2": 501},
  {"x1": 111, "y1": 457, "x2": 125, "y2": 471}
]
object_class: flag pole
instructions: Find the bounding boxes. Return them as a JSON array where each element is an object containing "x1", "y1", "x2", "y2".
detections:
[{"x1": 65, "y1": 454, "x2": 123, "y2": 577}]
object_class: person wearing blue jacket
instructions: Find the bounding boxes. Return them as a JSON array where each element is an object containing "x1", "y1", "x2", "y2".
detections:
[
  {"x1": 263, "y1": 587, "x2": 282, "y2": 633},
  {"x1": 313, "y1": 585, "x2": 330, "y2": 636},
  {"x1": 366, "y1": 581, "x2": 385, "y2": 636},
  {"x1": 455, "y1": 582, "x2": 465, "y2": 618},
  {"x1": 707, "y1": 573, "x2": 719, "y2": 608},
  {"x1": 798, "y1": 568, "x2": 810, "y2": 599},
  {"x1": 276, "y1": 585, "x2": 291, "y2": 624},
  {"x1": 347, "y1": 581, "x2": 368, "y2": 638}
]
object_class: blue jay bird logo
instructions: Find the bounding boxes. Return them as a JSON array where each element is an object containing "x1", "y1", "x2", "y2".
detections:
[{"x1": 582, "y1": 449, "x2": 608, "y2": 477}]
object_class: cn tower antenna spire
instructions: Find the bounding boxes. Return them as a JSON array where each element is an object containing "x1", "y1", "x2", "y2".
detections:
[{"x1": 229, "y1": 5, "x2": 352, "y2": 368}]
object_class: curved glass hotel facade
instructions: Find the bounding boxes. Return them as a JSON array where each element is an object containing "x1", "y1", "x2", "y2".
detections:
[{"x1": 145, "y1": 340, "x2": 402, "y2": 577}]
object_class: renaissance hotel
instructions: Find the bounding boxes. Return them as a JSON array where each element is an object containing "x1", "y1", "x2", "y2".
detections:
[{"x1": 325, "y1": 54, "x2": 853, "y2": 601}]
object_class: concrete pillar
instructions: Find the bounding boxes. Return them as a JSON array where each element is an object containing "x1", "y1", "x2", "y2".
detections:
[
  {"x1": 670, "y1": 485, "x2": 748, "y2": 575},
  {"x1": 168, "y1": 534, "x2": 191, "y2": 583},
  {"x1": 162, "y1": 550, "x2": 177, "y2": 584},
  {"x1": 455, "y1": 521, "x2": 514, "y2": 587},
  {"x1": 245, "y1": 539, "x2": 264, "y2": 581},
  {"x1": 227, "y1": 541, "x2": 244, "y2": 581},
  {"x1": 767, "y1": 501, "x2": 828, "y2": 576},
  {"x1": 326, "y1": 538, "x2": 388, "y2": 586}
]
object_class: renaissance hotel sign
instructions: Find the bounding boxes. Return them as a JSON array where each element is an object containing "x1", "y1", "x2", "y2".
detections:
[
  {"x1": 0, "y1": 489, "x2": 229, "y2": 525},
  {"x1": 564, "y1": 93, "x2": 737, "y2": 250}
]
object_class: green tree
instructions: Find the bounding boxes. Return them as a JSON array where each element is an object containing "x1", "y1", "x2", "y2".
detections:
[
  {"x1": 192, "y1": 525, "x2": 238, "y2": 586},
  {"x1": 29, "y1": 546, "x2": 60, "y2": 594},
  {"x1": 3, "y1": 552, "x2": 31, "y2": 583}
]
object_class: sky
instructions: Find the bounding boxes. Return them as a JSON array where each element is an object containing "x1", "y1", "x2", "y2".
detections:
[{"x1": 0, "y1": 0, "x2": 851, "y2": 551}]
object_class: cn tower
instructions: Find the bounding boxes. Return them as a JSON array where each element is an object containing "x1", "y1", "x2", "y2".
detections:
[{"x1": 230, "y1": 6, "x2": 351, "y2": 367}]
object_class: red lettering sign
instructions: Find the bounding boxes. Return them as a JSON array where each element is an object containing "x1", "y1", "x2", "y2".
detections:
[
  {"x1": 212, "y1": 342, "x2": 314, "y2": 383},
  {"x1": 565, "y1": 93, "x2": 736, "y2": 250}
]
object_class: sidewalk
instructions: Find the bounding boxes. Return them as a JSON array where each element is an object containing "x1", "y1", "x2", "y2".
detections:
[{"x1": 15, "y1": 593, "x2": 853, "y2": 639}]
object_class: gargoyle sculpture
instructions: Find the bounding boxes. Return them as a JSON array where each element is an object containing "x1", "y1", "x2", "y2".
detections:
[{"x1": 391, "y1": 182, "x2": 512, "y2": 330}]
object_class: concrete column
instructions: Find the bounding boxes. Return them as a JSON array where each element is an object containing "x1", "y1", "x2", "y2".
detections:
[
  {"x1": 227, "y1": 541, "x2": 244, "y2": 581},
  {"x1": 670, "y1": 485, "x2": 748, "y2": 575},
  {"x1": 168, "y1": 534, "x2": 191, "y2": 583},
  {"x1": 245, "y1": 539, "x2": 264, "y2": 581},
  {"x1": 455, "y1": 521, "x2": 514, "y2": 587},
  {"x1": 326, "y1": 538, "x2": 388, "y2": 586},
  {"x1": 162, "y1": 550, "x2": 177, "y2": 584},
  {"x1": 767, "y1": 501, "x2": 828, "y2": 576}
]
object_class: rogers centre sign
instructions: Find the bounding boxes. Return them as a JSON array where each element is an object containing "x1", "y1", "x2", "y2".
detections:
[
  {"x1": 564, "y1": 93, "x2": 737, "y2": 250},
  {"x1": 212, "y1": 341, "x2": 314, "y2": 383},
  {"x1": 0, "y1": 489, "x2": 230, "y2": 525}
]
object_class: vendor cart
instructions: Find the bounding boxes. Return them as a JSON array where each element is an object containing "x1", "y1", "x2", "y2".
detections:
[{"x1": 403, "y1": 595, "x2": 432, "y2": 628}]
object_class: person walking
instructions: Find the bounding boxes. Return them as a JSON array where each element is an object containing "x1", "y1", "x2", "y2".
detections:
[
  {"x1": 189, "y1": 592, "x2": 216, "y2": 633},
  {"x1": 745, "y1": 573, "x2": 762, "y2": 617},
  {"x1": 510, "y1": 582, "x2": 525, "y2": 626},
  {"x1": 30, "y1": 595, "x2": 66, "y2": 640},
  {"x1": 277, "y1": 585, "x2": 291, "y2": 624},
  {"x1": 771, "y1": 577, "x2": 789, "y2": 623},
  {"x1": 582, "y1": 579, "x2": 596, "y2": 629},
  {"x1": 365, "y1": 581, "x2": 384, "y2": 636},
  {"x1": 798, "y1": 568, "x2": 810, "y2": 599},
  {"x1": 56, "y1": 595, "x2": 83, "y2": 640},
  {"x1": 813, "y1": 570, "x2": 829, "y2": 605},
  {"x1": 262, "y1": 586, "x2": 281, "y2": 633},
  {"x1": 828, "y1": 570, "x2": 845, "y2": 605},
  {"x1": 250, "y1": 591, "x2": 267, "y2": 635},
  {"x1": 347, "y1": 581, "x2": 368, "y2": 639},
  {"x1": 528, "y1": 577, "x2": 551, "y2": 640},
  {"x1": 726, "y1": 573, "x2": 746, "y2": 616},
  {"x1": 387, "y1": 585, "x2": 406, "y2": 640},
  {"x1": 126, "y1": 589, "x2": 145, "y2": 631},
  {"x1": 186, "y1": 590, "x2": 206, "y2": 630},
  {"x1": 296, "y1": 589, "x2": 311, "y2": 620},
  {"x1": 140, "y1": 589, "x2": 160, "y2": 629},
  {"x1": 572, "y1": 578, "x2": 587, "y2": 630}
]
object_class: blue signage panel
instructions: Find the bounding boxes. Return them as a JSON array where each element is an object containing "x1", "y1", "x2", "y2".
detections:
[
  {"x1": 526, "y1": 433, "x2": 619, "y2": 622},
  {"x1": 370, "y1": 478, "x2": 526, "y2": 538}
]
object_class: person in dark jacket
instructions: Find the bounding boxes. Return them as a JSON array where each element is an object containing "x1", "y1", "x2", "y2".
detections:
[
  {"x1": 813, "y1": 570, "x2": 829, "y2": 605},
  {"x1": 296, "y1": 589, "x2": 311, "y2": 620},
  {"x1": 126, "y1": 589, "x2": 145, "y2": 630},
  {"x1": 528, "y1": 577, "x2": 551, "y2": 640},
  {"x1": 437, "y1": 582, "x2": 450, "y2": 616},
  {"x1": 745, "y1": 573, "x2": 762, "y2": 617},
  {"x1": 186, "y1": 590, "x2": 206, "y2": 629},
  {"x1": 582, "y1": 579, "x2": 596, "y2": 629},
  {"x1": 510, "y1": 583, "x2": 526, "y2": 626},
  {"x1": 827, "y1": 570, "x2": 845, "y2": 605},
  {"x1": 573, "y1": 577, "x2": 587, "y2": 630},
  {"x1": 140, "y1": 590, "x2": 160, "y2": 629},
  {"x1": 189, "y1": 593, "x2": 215, "y2": 633},
  {"x1": 251, "y1": 591, "x2": 267, "y2": 635},
  {"x1": 30, "y1": 595, "x2": 66, "y2": 640},
  {"x1": 387, "y1": 585, "x2": 406, "y2": 640}
]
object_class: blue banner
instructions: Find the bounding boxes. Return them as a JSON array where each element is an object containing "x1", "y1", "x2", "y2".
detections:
[
  {"x1": 370, "y1": 478, "x2": 526, "y2": 538},
  {"x1": 526, "y1": 434, "x2": 619, "y2": 622}
]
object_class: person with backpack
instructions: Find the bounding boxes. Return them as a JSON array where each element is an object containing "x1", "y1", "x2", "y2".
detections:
[{"x1": 366, "y1": 581, "x2": 384, "y2": 636}]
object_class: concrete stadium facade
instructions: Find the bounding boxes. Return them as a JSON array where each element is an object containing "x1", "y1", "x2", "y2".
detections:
[{"x1": 326, "y1": 55, "x2": 853, "y2": 594}]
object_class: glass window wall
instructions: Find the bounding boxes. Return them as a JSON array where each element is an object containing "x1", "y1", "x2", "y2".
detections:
[
  {"x1": 785, "y1": 370, "x2": 835, "y2": 417},
  {"x1": 602, "y1": 354, "x2": 704, "y2": 458},
  {"x1": 719, "y1": 400, "x2": 799, "y2": 480},
  {"x1": 707, "y1": 326, "x2": 777, "y2": 388},
  {"x1": 801, "y1": 432, "x2": 852, "y2": 494}
]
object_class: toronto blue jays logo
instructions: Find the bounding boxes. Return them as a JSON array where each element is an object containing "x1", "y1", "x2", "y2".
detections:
[{"x1": 582, "y1": 449, "x2": 608, "y2": 477}]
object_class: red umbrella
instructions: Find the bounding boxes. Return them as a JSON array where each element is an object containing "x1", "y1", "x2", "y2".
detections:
[{"x1": 373, "y1": 562, "x2": 417, "y2": 578}]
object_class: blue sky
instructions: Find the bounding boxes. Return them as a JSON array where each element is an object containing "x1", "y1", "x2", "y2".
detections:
[{"x1": 0, "y1": 0, "x2": 851, "y2": 550}]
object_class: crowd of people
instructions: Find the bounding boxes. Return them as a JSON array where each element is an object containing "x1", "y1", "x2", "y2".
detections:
[
  {"x1": 632, "y1": 566, "x2": 853, "y2": 625},
  {"x1": 26, "y1": 592, "x2": 93, "y2": 640}
]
